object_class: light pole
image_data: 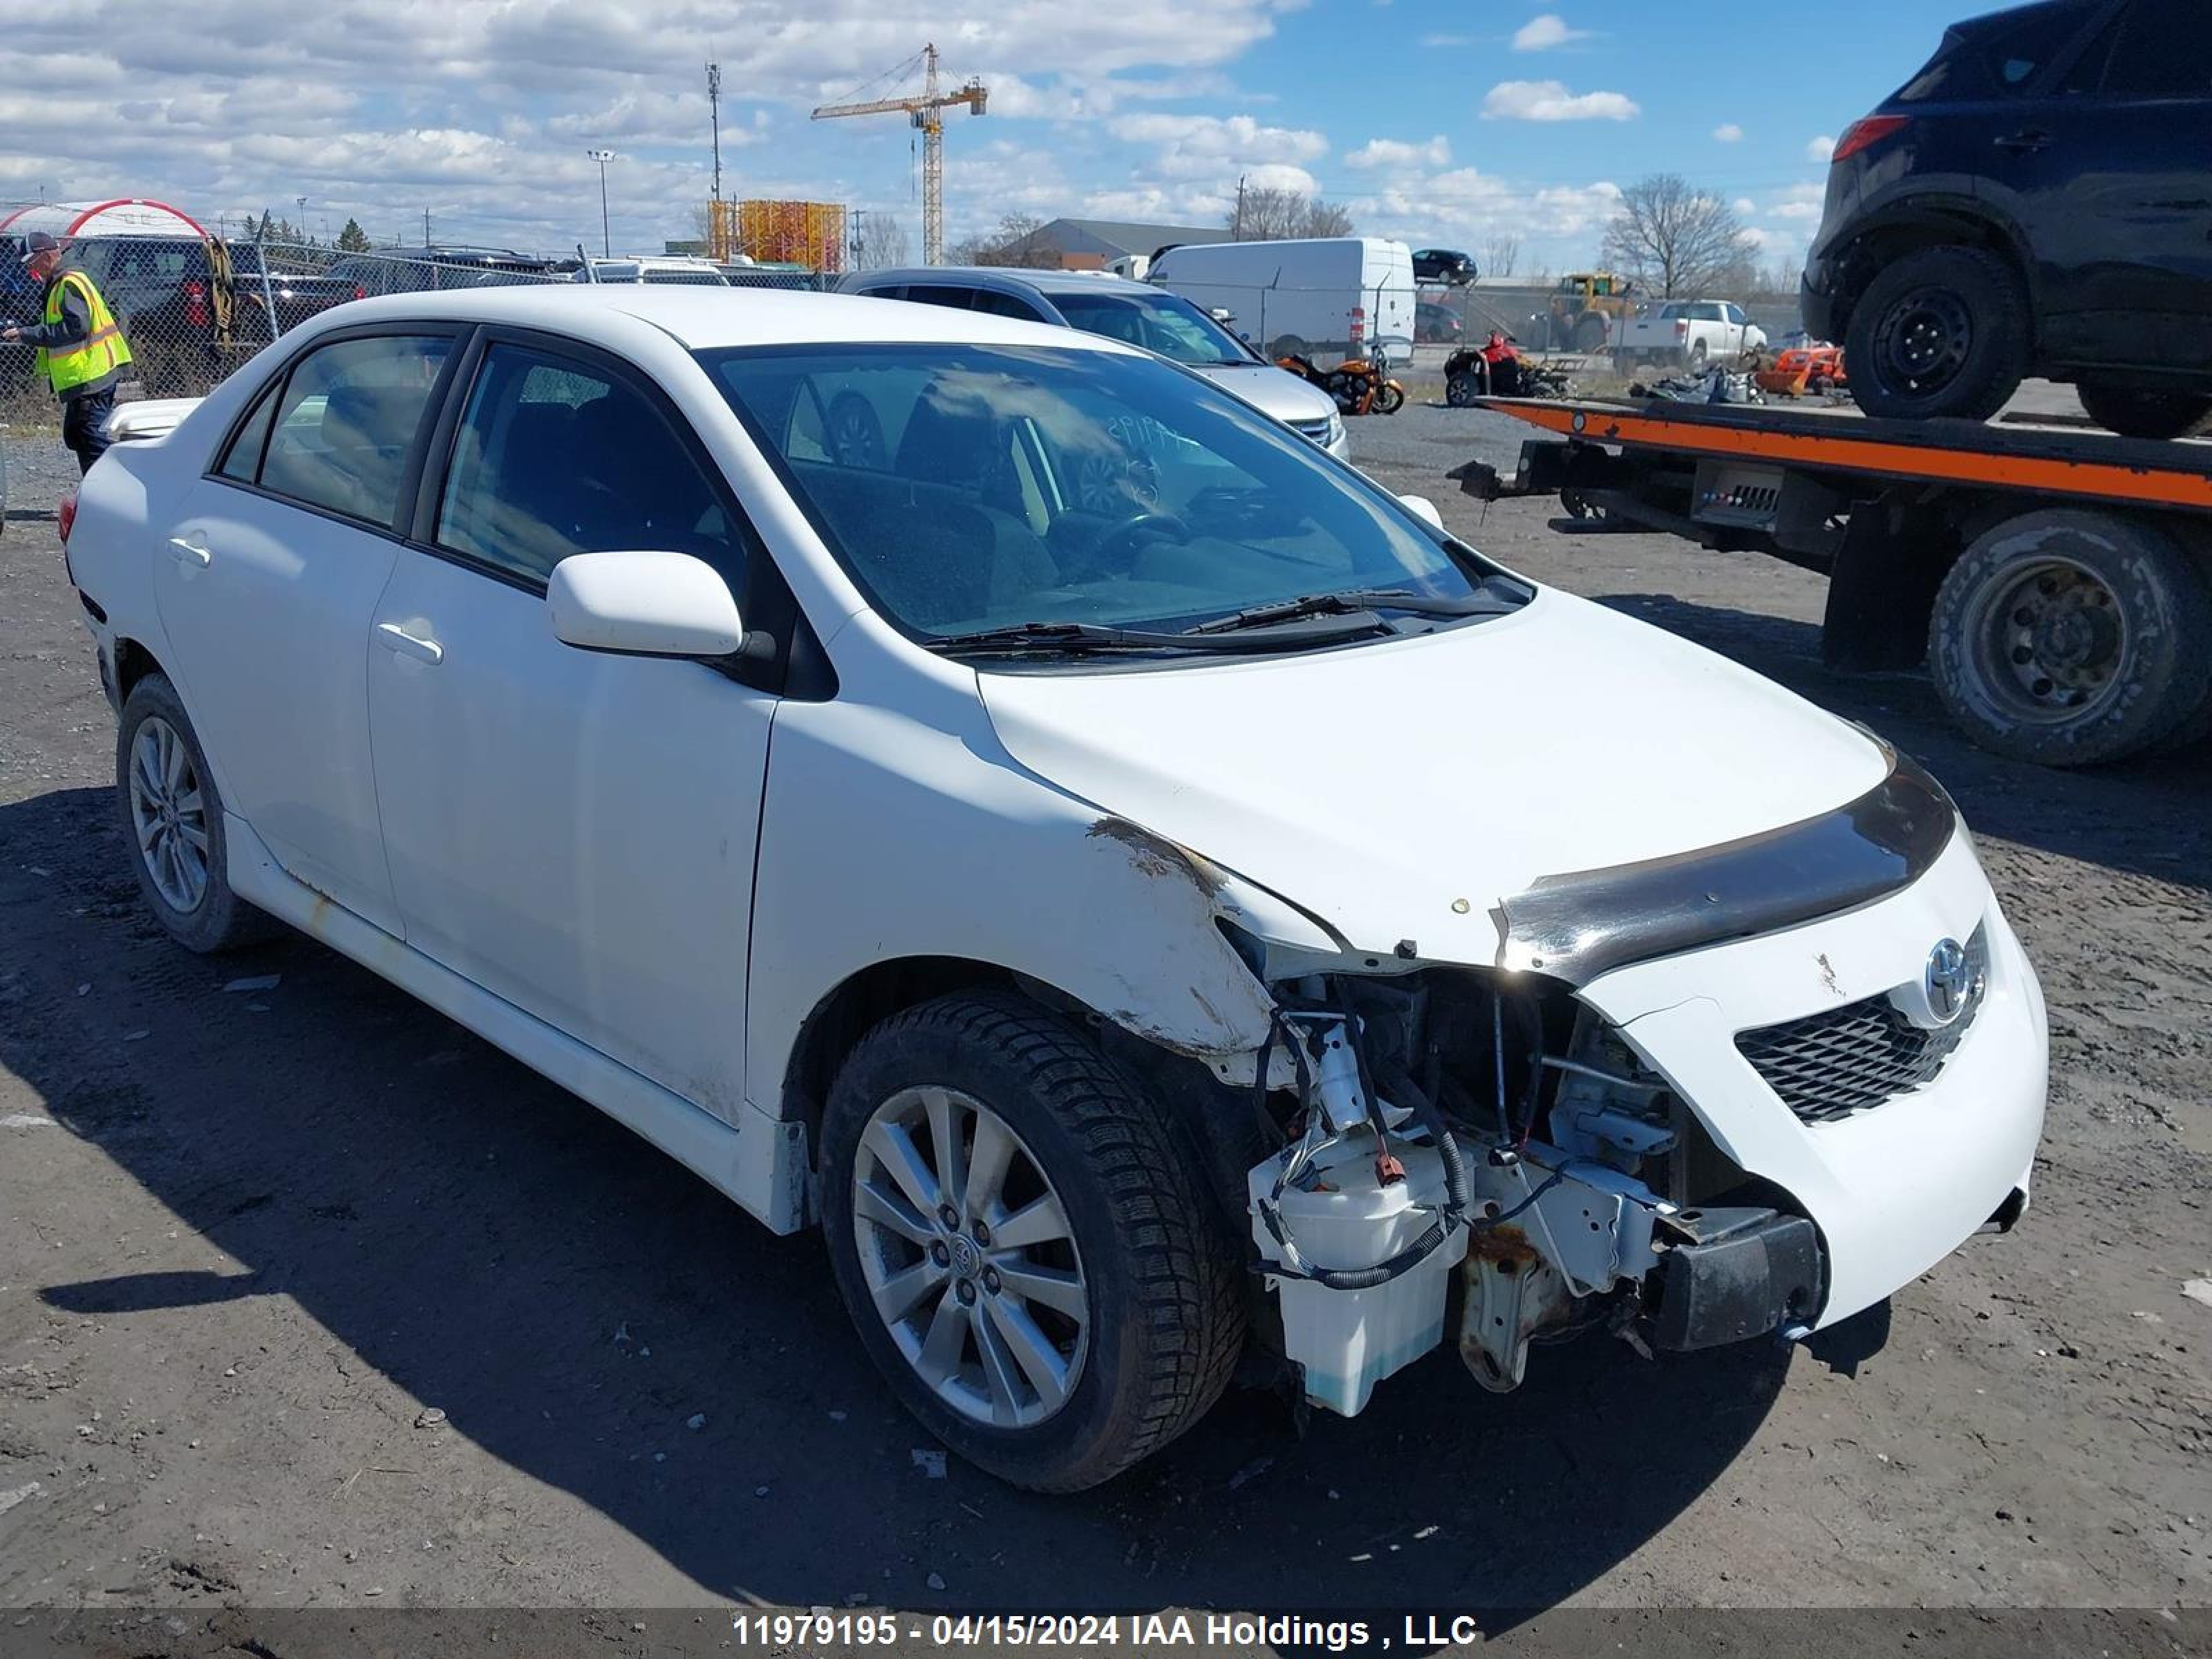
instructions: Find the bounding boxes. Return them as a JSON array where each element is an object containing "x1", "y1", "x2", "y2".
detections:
[{"x1": 585, "y1": 149, "x2": 616, "y2": 256}]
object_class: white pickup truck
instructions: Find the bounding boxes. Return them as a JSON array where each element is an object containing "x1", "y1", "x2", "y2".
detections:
[{"x1": 1615, "y1": 299, "x2": 1766, "y2": 369}]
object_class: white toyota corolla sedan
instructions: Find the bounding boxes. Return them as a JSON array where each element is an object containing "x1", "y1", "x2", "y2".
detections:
[{"x1": 64, "y1": 285, "x2": 2046, "y2": 1490}]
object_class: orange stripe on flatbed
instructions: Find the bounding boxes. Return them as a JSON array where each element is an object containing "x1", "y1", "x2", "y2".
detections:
[{"x1": 1488, "y1": 401, "x2": 2212, "y2": 513}]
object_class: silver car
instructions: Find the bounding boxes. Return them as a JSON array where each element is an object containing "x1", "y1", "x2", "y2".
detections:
[{"x1": 839, "y1": 266, "x2": 1349, "y2": 459}]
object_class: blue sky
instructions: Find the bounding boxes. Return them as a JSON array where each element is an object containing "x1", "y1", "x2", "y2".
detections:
[{"x1": 0, "y1": 1, "x2": 1962, "y2": 268}]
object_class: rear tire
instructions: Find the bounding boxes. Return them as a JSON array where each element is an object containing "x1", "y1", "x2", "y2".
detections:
[
  {"x1": 1929, "y1": 510, "x2": 2212, "y2": 766},
  {"x1": 115, "y1": 674, "x2": 280, "y2": 952},
  {"x1": 2074, "y1": 381, "x2": 2212, "y2": 442},
  {"x1": 1846, "y1": 245, "x2": 2029, "y2": 422},
  {"x1": 821, "y1": 992, "x2": 1244, "y2": 1491}
]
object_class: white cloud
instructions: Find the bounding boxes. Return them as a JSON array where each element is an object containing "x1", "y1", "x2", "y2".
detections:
[
  {"x1": 1346, "y1": 135, "x2": 1451, "y2": 170},
  {"x1": 1351, "y1": 165, "x2": 1623, "y2": 254},
  {"x1": 1109, "y1": 111, "x2": 1328, "y2": 179},
  {"x1": 1512, "y1": 15, "x2": 1591, "y2": 50},
  {"x1": 1768, "y1": 181, "x2": 1826, "y2": 221},
  {"x1": 1712, "y1": 122, "x2": 1743, "y2": 142},
  {"x1": 1481, "y1": 79, "x2": 1638, "y2": 121},
  {"x1": 1806, "y1": 133, "x2": 1836, "y2": 162},
  {"x1": 1732, "y1": 196, "x2": 1755, "y2": 214},
  {"x1": 1419, "y1": 32, "x2": 1474, "y2": 46}
]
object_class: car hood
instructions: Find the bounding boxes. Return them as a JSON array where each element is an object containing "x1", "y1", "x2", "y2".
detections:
[
  {"x1": 977, "y1": 590, "x2": 1892, "y2": 966},
  {"x1": 1190, "y1": 362, "x2": 1338, "y2": 427}
]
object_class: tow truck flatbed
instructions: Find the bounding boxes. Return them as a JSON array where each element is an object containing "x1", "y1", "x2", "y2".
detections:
[{"x1": 1451, "y1": 396, "x2": 2212, "y2": 767}]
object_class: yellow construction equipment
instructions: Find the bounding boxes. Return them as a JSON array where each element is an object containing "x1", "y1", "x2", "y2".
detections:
[
  {"x1": 713, "y1": 200, "x2": 845, "y2": 270},
  {"x1": 811, "y1": 44, "x2": 986, "y2": 265}
]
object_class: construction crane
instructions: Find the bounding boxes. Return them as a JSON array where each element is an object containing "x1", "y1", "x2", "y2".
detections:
[{"x1": 812, "y1": 44, "x2": 986, "y2": 265}]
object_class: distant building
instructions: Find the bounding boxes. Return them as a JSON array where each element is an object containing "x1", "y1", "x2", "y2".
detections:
[{"x1": 1028, "y1": 217, "x2": 1235, "y2": 271}]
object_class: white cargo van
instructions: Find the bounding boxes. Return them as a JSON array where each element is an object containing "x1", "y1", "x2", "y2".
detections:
[{"x1": 1150, "y1": 238, "x2": 1417, "y2": 366}]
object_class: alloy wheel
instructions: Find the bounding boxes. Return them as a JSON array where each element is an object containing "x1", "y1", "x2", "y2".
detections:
[
  {"x1": 129, "y1": 716, "x2": 210, "y2": 914},
  {"x1": 851, "y1": 1085, "x2": 1089, "y2": 1429}
]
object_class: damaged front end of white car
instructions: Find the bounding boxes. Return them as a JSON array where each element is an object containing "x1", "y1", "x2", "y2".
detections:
[{"x1": 1089, "y1": 747, "x2": 2045, "y2": 1423}]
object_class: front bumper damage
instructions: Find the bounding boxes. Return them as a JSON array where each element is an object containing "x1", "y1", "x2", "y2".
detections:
[{"x1": 1235, "y1": 764, "x2": 2046, "y2": 1418}]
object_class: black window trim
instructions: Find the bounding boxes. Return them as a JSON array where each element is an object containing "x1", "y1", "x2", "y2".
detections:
[
  {"x1": 201, "y1": 320, "x2": 472, "y2": 545},
  {"x1": 406, "y1": 323, "x2": 824, "y2": 699}
]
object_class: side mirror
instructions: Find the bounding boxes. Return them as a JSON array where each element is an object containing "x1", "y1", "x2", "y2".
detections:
[
  {"x1": 547, "y1": 550, "x2": 745, "y2": 658},
  {"x1": 1397, "y1": 494, "x2": 1445, "y2": 531}
]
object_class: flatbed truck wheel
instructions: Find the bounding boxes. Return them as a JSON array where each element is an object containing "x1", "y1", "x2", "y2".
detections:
[{"x1": 1929, "y1": 509, "x2": 2212, "y2": 766}]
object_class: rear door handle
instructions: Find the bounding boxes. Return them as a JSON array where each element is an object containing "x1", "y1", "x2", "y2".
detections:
[
  {"x1": 166, "y1": 534, "x2": 211, "y2": 567},
  {"x1": 1994, "y1": 129, "x2": 2050, "y2": 153},
  {"x1": 376, "y1": 621, "x2": 444, "y2": 666}
]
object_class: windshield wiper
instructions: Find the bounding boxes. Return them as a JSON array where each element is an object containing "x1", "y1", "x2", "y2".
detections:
[
  {"x1": 1188, "y1": 588, "x2": 1520, "y2": 636},
  {"x1": 924, "y1": 617, "x2": 1384, "y2": 657}
]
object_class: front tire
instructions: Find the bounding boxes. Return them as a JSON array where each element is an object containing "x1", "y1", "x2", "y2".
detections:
[
  {"x1": 115, "y1": 674, "x2": 277, "y2": 952},
  {"x1": 1373, "y1": 382, "x2": 1405, "y2": 414},
  {"x1": 1445, "y1": 370, "x2": 1479, "y2": 407},
  {"x1": 2075, "y1": 381, "x2": 2212, "y2": 442},
  {"x1": 1929, "y1": 510, "x2": 2212, "y2": 766},
  {"x1": 821, "y1": 993, "x2": 1244, "y2": 1491},
  {"x1": 1845, "y1": 245, "x2": 2028, "y2": 422}
]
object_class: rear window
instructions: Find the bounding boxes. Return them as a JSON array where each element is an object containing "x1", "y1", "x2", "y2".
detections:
[{"x1": 1895, "y1": 1, "x2": 2097, "y2": 100}]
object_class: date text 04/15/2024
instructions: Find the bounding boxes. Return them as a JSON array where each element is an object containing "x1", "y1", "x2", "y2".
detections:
[{"x1": 728, "y1": 1612, "x2": 1497, "y2": 1651}]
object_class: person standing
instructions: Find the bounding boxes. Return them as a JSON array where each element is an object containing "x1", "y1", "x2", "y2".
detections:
[{"x1": 2, "y1": 232, "x2": 133, "y2": 475}]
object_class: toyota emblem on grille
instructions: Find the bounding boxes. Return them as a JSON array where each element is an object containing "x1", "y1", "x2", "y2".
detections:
[{"x1": 1924, "y1": 937, "x2": 1973, "y2": 1024}]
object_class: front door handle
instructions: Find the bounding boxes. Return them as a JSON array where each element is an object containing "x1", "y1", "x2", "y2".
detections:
[
  {"x1": 167, "y1": 534, "x2": 211, "y2": 568},
  {"x1": 1994, "y1": 129, "x2": 2050, "y2": 153},
  {"x1": 376, "y1": 621, "x2": 444, "y2": 666}
]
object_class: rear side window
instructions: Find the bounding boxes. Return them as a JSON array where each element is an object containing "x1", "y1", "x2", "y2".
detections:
[
  {"x1": 215, "y1": 384, "x2": 279, "y2": 483},
  {"x1": 254, "y1": 334, "x2": 453, "y2": 529},
  {"x1": 968, "y1": 289, "x2": 1045, "y2": 320},
  {"x1": 2099, "y1": 0, "x2": 2212, "y2": 97},
  {"x1": 435, "y1": 343, "x2": 745, "y2": 588},
  {"x1": 1897, "y1": 2, "x2": 2094, "y2": 99},
  {"x1": 903, "y1": 284, "x2": 982, "y2": 310}
]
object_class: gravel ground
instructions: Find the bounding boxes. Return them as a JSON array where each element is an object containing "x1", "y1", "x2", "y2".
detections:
[{"x1": 1, "y1": 413, "x2": 2208, "y2": 1654}]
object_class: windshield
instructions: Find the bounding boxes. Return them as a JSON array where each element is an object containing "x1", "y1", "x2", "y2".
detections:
[
  {"x1": 1047, "y1": 291, "x2": 1257, "y2": 367},
  {"x1": 704, "y1": 343, "x2": 1522, "y2": 649}
]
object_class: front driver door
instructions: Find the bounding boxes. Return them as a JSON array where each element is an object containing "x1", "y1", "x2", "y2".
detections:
[{"x1": 366, "y1": 335, "x2": 776, "y2": 1121}]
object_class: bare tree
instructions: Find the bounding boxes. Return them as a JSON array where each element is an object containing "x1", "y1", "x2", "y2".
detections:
[
  {"x1": 848, "y1": 210, "x2": 909, "y2": 270},
  {"x1": 948, "y1": 212, "x2": 1059, "y2": 268},
  {"x1": 1599, "y1": 174, "x2": 1758, "y2": 298},
  {"x1": 1479, "y1": 234, "x2": 1521, "y2": 280},
  {"x1": 1229, "y1": 187, "x2": 1356, "y2": 241}
]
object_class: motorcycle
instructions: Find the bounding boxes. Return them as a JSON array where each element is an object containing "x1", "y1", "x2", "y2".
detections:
[
  {"x1": 1275, "y1": 348, "x2": 1405, "y2": 417},
  {"x1": 1444, "y1": 330, "x2": 1571, "y2": 406}
]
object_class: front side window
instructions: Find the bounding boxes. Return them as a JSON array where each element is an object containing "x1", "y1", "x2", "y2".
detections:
[
  {"x1": 254, "y1": 333, "x2": 453, "y2": 528},
  {"x1": 707, "y1": 343, "x2": 1521, "y2": 646},
  {"x1": 437, "y1": 342, "x2": 743, "y2": 587}
]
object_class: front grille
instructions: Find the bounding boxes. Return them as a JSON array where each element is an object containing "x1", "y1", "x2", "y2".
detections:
[
  {"x1": 1736, "y1": 929, "x2": 1988, "y2": 1124},
  {"x1": 1291, "y1": 417, "x2": 1335, "y2": 445}
]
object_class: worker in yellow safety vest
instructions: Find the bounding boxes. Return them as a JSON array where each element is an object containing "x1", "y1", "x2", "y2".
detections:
[{"x1": 2, "y1": 231, "x2": 135, "y2": 475}]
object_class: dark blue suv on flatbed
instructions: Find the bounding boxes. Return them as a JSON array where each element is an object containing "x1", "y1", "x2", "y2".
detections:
[{"x1": 1803, "y1": 0, "x2": 2212, "y2": 437}]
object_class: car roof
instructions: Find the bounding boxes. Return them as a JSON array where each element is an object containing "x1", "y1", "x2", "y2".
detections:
[
  {"x1": 848, "y1": 265, "x2": 1165, "y2": 299},
  {"x1": 319, "y1": 283, "x2": 1153, "y2": 355}
]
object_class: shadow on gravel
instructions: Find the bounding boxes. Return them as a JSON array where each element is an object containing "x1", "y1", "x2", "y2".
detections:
[
  {"x1": 3, "y1": 782, "x2": 1786, "y2": 1622},
  {"x1": 1593, "y1": 590, "x2": 2212, "y2": 892}
]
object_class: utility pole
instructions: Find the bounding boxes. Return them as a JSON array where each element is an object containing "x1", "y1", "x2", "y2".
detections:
[
  {"x1": 812, "y1": 44, "x2": 988, "y2": 265},
  {"x1": 706, "y1": 63, "x2": 724, "y2": 204},
  {"x1": 586, "y1": 149, "x2": 616, "y2": 256},
  {"x1": 1234, "y1": 175, "x2": 1246, "y2": 241},
  {"x1": 423, "y1": 207, "x2": 431, "y2": 245}
]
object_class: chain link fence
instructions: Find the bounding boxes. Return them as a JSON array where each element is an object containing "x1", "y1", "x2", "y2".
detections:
[
  {"x1": 0, "y1": 221, "x2": 833, "y2": 420},
  {"x1": 1412, "y1": 281, "x2": 1806, "y2": 359}
]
